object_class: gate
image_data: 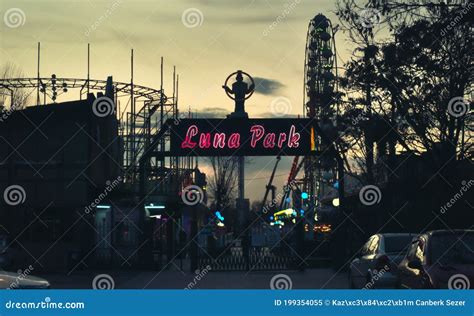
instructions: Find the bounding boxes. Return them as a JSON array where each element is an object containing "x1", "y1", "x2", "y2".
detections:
[{"x1": 197, "y1": 224, "x2": 300, "y2": 271}]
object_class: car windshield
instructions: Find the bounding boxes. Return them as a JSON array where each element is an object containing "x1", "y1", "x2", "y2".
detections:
[
  {"x1": 383, "y1": 235, "x2": 413, "y2": 253},
  {"x1": 430, "y1": 233, "x2": 474, "y2": 265}
]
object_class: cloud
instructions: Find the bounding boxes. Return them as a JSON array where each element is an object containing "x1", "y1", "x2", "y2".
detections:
[
  {"x1": 255, "y1": 112, "x2": 300, "y2": 118},
  {"x1": 253, "y1": 77, "x2": 285, "y2": 95},
  {"x1": 193, "y1": 107, "x2": 230, "y2": 118}
]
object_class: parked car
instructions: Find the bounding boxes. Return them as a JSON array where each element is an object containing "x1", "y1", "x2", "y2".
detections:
[
  {"x1": 349, "y1": 233, "x2": 414, "y2": 289},
  {"x1": 398, "y1": 230, "x2": 474, "y2": 289},
  {"x1": 0, "y1": 271, "x2": 50, "y2": 289}
]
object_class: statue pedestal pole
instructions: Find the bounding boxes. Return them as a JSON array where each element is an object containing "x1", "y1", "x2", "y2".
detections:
[{"x1": 222, "y1": 71, "x2": 254, "y2": 264}]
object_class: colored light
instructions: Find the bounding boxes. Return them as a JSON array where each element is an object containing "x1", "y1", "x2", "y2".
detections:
[
  {"x1": 274, "y1": 209, "x2": 294, "y2": 217},
  {"x1": 215, "y1": 211, "x2": 225, "y2": 221},
  {"x1": 333, "y1": 181, "x2": 339, "y2": 189},
  {"x1": 301, "y1": 192, "x2": 309, "y2": 199},
  {"x1": 145, "y1": 204, "x2": 165, "y2": 209},
  {"x1": 314, "y1": 224, "x2": 332, "y2": 233},
  {"x1": 332, "y1": 198, "x2": 340, "y2": 207},
  {"x1": 97, "y1": 205, "x2": 111, "y2": 209}
]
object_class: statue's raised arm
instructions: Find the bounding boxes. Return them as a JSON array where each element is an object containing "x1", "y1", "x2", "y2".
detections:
[{"x1": 222, "y1": 85, "x2": 233, "y2": 94}]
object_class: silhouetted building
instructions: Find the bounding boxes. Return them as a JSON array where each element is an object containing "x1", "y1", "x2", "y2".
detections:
[{"x1": 0, "y1": 95, "x2": 120, "y2": 271}]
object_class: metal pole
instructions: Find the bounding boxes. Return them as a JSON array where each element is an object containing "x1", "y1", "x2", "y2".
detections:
[
  {"x1": 173, "y1": 66, "x2": 178, "y2": 176},
  {"x1": 87, "y1": 43, "x2": 90, "y2": 94},
  {"x1": 176, "y1": 74, "x2": 181, "y2": 180},
  {"x1": 37, "y1": 42, "x2": 40, "y2": 106},
  {"x1": 238, "y1": 155, "x2": 250, "y2": 270},
  {"x1": 239, "y1": 156, "x2": 244, "y2": 203},
  {"x1": 160, "y1": 57, "x2": 164, "y2": 156},
  {"x1": 131, "y1": 49, "x2": 135, "y2": 168},
  {"x1": 173, "y1": 66, "x2": 176, "y2": 119}
]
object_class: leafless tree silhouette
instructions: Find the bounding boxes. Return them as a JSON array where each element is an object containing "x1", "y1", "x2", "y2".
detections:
[{"x1": 0, "y1": 63, "x2": 30, "y2": 110}]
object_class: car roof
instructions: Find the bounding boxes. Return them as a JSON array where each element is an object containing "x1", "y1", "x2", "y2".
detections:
[
  {"x1": 426, "y1": 229, "x2": 474, "y2": 236},
  {"x1": 0, "y1": 271, "x2": 50, "y2": 289},
  {"x1": 376, "y1": 233, "x2": 416, "y2": 238}
]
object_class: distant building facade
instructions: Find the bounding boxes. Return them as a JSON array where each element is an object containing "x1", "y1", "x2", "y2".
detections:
[{"x1": 0, "y1": 95, "x2": 120, "y2": 271}]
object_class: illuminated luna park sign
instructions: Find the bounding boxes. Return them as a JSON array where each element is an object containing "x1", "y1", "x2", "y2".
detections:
[{"x1": 169, "y1": 118, "x2": 319, "y2": 156}]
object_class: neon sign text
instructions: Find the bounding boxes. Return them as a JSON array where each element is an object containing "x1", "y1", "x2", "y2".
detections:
[{"x1": 181, "y1": 124, "x2": 300, "y2": 150}]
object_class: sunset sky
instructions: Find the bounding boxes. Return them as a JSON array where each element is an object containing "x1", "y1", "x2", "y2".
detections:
[{"x1": 1, "y1": 0, "x2": 356, "y2": 202}]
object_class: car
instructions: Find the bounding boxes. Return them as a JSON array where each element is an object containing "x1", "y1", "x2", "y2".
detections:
[
  {"x1": 0, "y1": 271, "x2": 50, "y2": 289},
  {"x1": 398, "y1": 230, "x2": 474, "y2": 289},
  {"x1": 349, "y1": 233, "x2": 414, "y2": 289}
]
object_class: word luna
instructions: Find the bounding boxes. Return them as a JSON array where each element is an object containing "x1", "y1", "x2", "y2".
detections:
[{"x1": 181, "y1": 124, "x2": 301, "y2": 149}]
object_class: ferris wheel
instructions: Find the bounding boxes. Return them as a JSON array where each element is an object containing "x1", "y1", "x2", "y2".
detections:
[
  {"x1": 303, "y1": 14, "x2": 337, "y2": 120},
  {"x1": 302, "y1": 13, "x2": 338, "y2": 202}
]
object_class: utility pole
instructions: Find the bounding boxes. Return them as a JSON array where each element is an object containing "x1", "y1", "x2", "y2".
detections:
[{"x1": 364, "y1": 46, "x2": 374, "y2": 183}]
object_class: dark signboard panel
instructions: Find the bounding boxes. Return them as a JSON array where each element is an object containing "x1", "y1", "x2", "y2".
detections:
[{"x1": 169, "y1": 118, "x2": 319, "y2": 156}]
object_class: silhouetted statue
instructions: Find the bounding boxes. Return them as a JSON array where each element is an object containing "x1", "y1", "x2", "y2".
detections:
[{"x1": 223, "y1": 70, "x2": 254, "y2": 118}]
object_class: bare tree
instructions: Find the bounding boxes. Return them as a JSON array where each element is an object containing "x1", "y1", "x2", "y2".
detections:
[
  {"x1": 336, "y1": 0, "x2": 473, "y2": 169},
  {"x1": 0, "y1": 63, "x2": 30, "y2": 110},
  {"x1": 206, "y1": 156, "x2": 239, "y2": 212}
]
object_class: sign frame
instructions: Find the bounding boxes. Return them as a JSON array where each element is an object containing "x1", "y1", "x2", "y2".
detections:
[{"x1": 168, "y1": 118, "x2": 321, "y2": 157}]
